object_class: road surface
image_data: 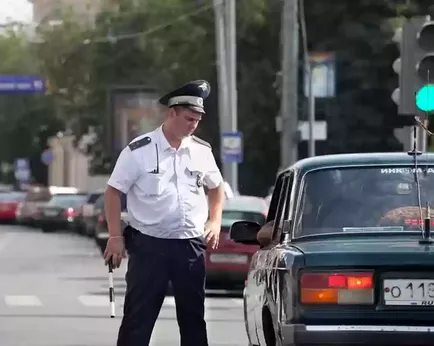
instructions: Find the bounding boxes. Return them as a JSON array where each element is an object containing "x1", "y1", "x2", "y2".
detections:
[{"x1": 0, "y1": 225, "x2": 248, "y2": 345}]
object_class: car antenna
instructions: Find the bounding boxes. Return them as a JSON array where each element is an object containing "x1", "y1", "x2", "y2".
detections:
[
  {"x1": 411, "y1": 117, "x2": 433, "y2": 244},
  {"x1": 406, "y1": 120, "x2": 431, "y2": 244}
]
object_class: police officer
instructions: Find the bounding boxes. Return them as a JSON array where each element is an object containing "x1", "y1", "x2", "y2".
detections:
[{"x1": 104, "y1": 80, "x2": 225, "y2": 346}]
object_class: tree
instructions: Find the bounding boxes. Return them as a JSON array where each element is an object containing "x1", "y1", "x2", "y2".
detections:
[
  {"x1": 32, "y1": 7, "x2": 94, "y2": 131},
  {"x1": 32, "y1": 0, "x2": 416, "y2": 195},
  {"x1": 0, "y1": 26, "x2": 63, "y2": 183}
]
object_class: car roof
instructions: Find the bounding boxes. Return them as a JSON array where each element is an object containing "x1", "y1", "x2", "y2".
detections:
[
  {"x1": 280, "y1": 152, "x2": 434, "y2": 174},
  {"x1": 223, "y1": 195, "x2": 267, "y2": 213}
]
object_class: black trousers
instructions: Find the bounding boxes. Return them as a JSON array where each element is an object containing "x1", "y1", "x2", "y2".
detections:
[{"x1": 117, "y1": 227, "x2": 208, "y2": 346}]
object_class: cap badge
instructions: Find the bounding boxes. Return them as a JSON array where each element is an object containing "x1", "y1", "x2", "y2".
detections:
[
  {"x1": 197, "y1": 98, "x2": 203, "y2": 107},
  {"x1": 199, "y1": 82, "x2": 207, "y2": 91}
]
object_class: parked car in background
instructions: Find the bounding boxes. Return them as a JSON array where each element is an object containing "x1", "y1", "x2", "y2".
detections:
[
  {"x1": 16, "y1": 186, "x2": 79, "y2": 226},
  {"x1": 94, "y1": 193, "x2": 127, "y2": 254},
  {"x1": 205, "y1": 195, "x2": 268, "y2": 289},
  {"x1": 72, "y1": 190, "x2": 104, "y2": 236},
  {"x1": 0, "y1": 191, "x2": 26, "y2": 223},
  {"x1": 37, "y1": 192, "x2": 89, "y2": 233},
  {"x1": 80, "y1": 194, "x2": 105, "y2": 239}
]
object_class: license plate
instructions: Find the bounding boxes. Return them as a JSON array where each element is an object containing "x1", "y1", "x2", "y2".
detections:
[
  {"x1": 44, "y1": 210, "x2": 58, "y2": 217},
  {"x1": 383, "y1": 279, "x2": 434, "y2": 306},
  {"x1": 209, "y1": 253, "x2": 248, "y2": 264}
]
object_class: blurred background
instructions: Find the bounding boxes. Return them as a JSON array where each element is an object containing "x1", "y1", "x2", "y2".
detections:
[
  {"x1": 0, "y1": 0, "x2": 434, "y2": 345},
  {"x1": 1, "y1": 0, "x2": 433, "y2": 198}
]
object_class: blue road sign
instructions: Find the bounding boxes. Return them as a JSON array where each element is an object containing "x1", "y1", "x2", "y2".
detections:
[
  {"x1": 14, "y1": 158, "x2": 30, "y2": 182},
  {"x1": 222, "y1": 132, "x2": 243, "y2": 163},
  {"x1": 0, "y1": 75, "x2": 46, "y2": 94},
  {"x1": 41, "y1": 150, "x2": 54, "y2": 165}
]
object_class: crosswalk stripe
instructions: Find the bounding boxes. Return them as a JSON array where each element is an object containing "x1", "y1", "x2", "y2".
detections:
[
  {"x1": 2, "y1": 294, "x2": 243, "y2": 308},
  {"x1": 5, "y1": 295, "x2": 42, "y2": 307},
  {"x1": 78, "y1": 295, "x2": 123, "y2": 307}
]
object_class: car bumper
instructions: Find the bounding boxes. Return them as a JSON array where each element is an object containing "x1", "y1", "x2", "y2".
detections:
[
  {"x1": 281, "y1": 324, "x2": 434, "y2": 346},
  {"x1": 38, "y1": 219, "x2": 74, "y2": 229},
  {"x1": 205, "y1": 269, "x2": 247, "y2": 288}
]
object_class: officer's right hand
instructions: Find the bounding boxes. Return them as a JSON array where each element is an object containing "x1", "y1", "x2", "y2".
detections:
[{"x1": 104, "y1": 237, "x2": 126, "y2": 269}]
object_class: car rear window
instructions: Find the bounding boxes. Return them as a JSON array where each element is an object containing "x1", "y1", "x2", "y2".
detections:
[
  {"x1": 46, "y1": 194, "x2": 88, "y2": 207},
  {"x1": 297, "y1": 166, "x2": 434, "y2": 237},
  {"x1": 87, "y1": 193, "x2": 102, "y2": 204},
  {"x1": 92, "y1": 193, "x2": 127, "y2": 211},
  {"x1": 222, "y1": 210, "x2": 266, "y2": 228}
]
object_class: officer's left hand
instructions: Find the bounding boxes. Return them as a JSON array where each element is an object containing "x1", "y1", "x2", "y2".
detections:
[{"x1": 204, "y1": 220, "x2": 221, "y2": 249}]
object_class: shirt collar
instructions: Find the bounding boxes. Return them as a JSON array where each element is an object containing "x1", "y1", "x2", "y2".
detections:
[{"x1": 156, "y1": 125, "x2": 192, "y2": 152}]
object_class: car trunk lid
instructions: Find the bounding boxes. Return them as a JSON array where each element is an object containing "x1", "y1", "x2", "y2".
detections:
[
  {"x1": 294, "y1": 235, "x2": 434, "y2": 326},
  {"x1": 294, "y1": 235, "x2": 434, "y2": 267}
]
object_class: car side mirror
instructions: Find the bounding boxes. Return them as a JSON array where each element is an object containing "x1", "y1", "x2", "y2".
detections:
[{"x1": 229, "y1": 221, "x2": 261, "y2": 245}]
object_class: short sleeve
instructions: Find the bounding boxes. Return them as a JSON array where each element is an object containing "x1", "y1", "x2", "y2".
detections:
[
  {"x1": 203, "y1": 150, "x2": 223, "y2": 189},
  {"x1": 107, "y1": 147, "x2": 141, "y2": 194}
]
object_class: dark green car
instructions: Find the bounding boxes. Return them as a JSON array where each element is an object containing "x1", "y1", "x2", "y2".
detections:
[{"x1": 230, "y1": 152, "x2": 434, "y2": 346}]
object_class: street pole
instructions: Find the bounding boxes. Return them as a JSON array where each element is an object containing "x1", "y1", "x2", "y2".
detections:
[
  {"x1": 213, "y1": 0, "x2": 230, "y2": 184},
  {"x1": 225, "y1": 0, "x2": 238, "y2": 193},
  {"x1": 280, "y1": 0, "x2": 299, "y2": 169},
  {"x1": 420, "y1": 118, "x2": 428, "y2": 151},
  {"x1": 307, "y1": 65, "x2": 316, "y2": 157}
]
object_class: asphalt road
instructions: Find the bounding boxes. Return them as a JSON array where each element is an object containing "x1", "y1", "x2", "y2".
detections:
[{"x1": 0, "y1": 225, "x2": 248, "y2": 346}]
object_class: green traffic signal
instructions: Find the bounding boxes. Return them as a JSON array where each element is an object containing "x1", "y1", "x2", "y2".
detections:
[{"x1": 416, "y1": 84, "x2": 434, "y2": 112}]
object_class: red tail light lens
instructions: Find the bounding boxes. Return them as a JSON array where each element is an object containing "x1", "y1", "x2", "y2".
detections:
[
  {"x1": 300, "y1": 271, "x2": 374, "y2": 305},
  {"x1": 64, "y1": 208, "x2": 77, "y2": 218}
]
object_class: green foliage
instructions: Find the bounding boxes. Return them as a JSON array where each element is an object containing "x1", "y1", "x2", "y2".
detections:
[
  {"x1": 3, "y1": 0, "x2": 432, "y2": 192},
  {"x1": 0, "y1": 29, "x2": 62, "y2": 172}
]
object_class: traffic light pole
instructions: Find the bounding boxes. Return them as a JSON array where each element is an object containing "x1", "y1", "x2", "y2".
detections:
[
  {"x1": 280, "y1": 0, "x2": 299, "y2": 168},
  {"x1": 307, "y1": 67, "x2": 316, "y2": 157}
]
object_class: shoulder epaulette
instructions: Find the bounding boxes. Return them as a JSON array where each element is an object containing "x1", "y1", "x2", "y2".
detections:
[
  {"x1": 128, "y1": 136, "x2": 151, "y2": 151},
  {"x1": 192, "y1": 135, "x2": 211, "y2": 148}
]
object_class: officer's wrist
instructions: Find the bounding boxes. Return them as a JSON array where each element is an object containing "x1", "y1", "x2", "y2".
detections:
[
  {"x1": 108, "y1": 230, "x2": 123, "y2": 238},
  {"x1": 208, "y1": 218, "x2": 222, "y2": 225},
  {"x1": 109, "y1": 235, "x2": 123, "y2": 240}
]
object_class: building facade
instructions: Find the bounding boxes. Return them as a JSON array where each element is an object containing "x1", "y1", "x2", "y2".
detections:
[{"x1": 30, "y1": 0, "x2": 102, "y2": 23}]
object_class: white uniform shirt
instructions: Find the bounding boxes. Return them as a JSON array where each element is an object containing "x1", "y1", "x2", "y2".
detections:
[{"x1": 107, "y1": 126, "x2": 223, "y2": 239}]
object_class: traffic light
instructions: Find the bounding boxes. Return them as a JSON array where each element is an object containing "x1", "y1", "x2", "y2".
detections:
[
  {"x1": 415, "y1": 21, "x2": 434, "y2": 112},
  {"x1": 391, "y1": 26, "x2": 402, "y2": 106},
  {"x1": 399, "y1": 16, "x2": 434, "y2": 115}
]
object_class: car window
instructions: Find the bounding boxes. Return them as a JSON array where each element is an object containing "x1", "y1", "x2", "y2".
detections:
[
  {"x1": 296, "y1": 166, "x2": 434, "y2": 237},
  {"x1": 0, "y1": 191, "x2": 26, "y2": 201},
  {"x1": 266, "y1": 173, "x2": 285, "y2": 223},
  {"x1": 272, "y1": 172, "x2": 294, "y2": 242},
  {"x1": 222, "y1": 210, "x2": 266, "y2": 227},
  {"x1": 46, "y1": 194, "x2": 88, "y2": 207},
  {"x1": 87, "y1": 193, "x2": 102, "y2": 204},
  {"x1": 93, "y1": 193, "x2": 126, "y2": 211},
  {"x1": 94, "y1": 195, "x2": 104, "y2": 209}
]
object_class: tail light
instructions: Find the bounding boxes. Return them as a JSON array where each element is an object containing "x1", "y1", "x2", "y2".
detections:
[
  {"x1": 64, "y1": 208, "x2": 77, "y2": 218},
  {"x1": 300, "y1": 271, "x2": 374, "y2": 305},
  {"x1": 97, "y1": 212, "x2": 105, "y2": 224}
]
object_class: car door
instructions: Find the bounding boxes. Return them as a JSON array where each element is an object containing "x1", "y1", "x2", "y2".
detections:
[{"x1": 246, "y1": 171, "x2": 293, "y2": 345}]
